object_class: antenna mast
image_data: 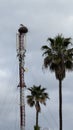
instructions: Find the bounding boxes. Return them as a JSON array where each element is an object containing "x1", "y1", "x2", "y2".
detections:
[{"x1": 17, "y1": 25, "x2": 28, "y2": 130}]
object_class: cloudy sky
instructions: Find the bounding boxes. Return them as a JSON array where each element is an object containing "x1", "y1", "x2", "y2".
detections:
[{"x1": 0, "y1": 0, "x2": 73, "y2": 130}]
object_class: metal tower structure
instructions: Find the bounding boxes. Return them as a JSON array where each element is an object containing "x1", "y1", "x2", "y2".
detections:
[{"x1": 16, "y1": 25, "x2": 28, "y2": 130}]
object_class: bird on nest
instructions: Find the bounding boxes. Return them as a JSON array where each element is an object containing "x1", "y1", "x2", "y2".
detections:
[{"x1": 20, "y1": 24, "x2": 24, "y2": 27}]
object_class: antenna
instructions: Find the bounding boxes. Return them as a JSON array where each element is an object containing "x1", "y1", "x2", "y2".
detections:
[{"x1": 16, "y1": 24, "x2": 28, "y2": 130}]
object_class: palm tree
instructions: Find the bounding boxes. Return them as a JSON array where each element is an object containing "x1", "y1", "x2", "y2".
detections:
[
  {"x1": 41, "y1": 34, "x2": 73, "y2": 130},
  {"x1": 27, "y1": 85, "x2": 49, "y2": 130}
]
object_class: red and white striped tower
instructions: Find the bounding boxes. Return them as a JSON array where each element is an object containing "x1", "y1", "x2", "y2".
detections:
[{"x1": 17, "y1": 25, "x2": 28, "y2": 130}]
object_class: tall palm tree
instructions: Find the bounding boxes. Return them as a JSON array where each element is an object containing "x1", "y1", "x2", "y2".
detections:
[
  {"x1": 27, "y1": 85, "x2": 49, "y2": 130},
  {"x1": 41, "y1": 34, "x2": 73, "y2": 130}
]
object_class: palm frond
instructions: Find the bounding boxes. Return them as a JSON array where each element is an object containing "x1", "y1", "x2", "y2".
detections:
[
  {"x1": 27, "y1": 100, "x2": 35, "y2": 107},
  {"x1": 63, "y1": 38, "x2": 72, "y2": 47},
  {"x1": 67, "y1": 48, "x2": 73, "y2": 53},
  {"x1": 41, "y1": 45, "x2": 51, "y2": 51},
  {"x1": 65, "y1": 61, "x2": 73, "y2": 70},
  {"x1": 44, "y1": 56, "x2": 52, "y2": 68},
  {"x1": 42, "y1": 49, "x2": 51, "y2": 56},
  {"x1": 41, "y1": 87, "x2": 46, "y2": 92},
  {"x1": 47, "y1": 38, "x2": 54, "y2": 46}
]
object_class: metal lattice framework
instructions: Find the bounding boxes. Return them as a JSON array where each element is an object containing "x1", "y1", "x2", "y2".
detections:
[{"x1": 17, "y1": 25, "x2": 28, "y2": 130}]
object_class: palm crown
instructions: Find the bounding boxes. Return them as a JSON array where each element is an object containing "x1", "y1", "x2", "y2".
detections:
[
  {"x1": 42, "y1": 34, "x2": 73, "y2": 80},
  {"x1": 27, "y1": 85, "x2": 49, "y2": 111}
]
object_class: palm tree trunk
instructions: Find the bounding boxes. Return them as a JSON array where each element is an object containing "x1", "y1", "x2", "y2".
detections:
[
  {"x1": 59, "y1": 79, "x2": 62, "y2": 130},
  {"x1": 36, "y1": 110, "x2": 39, "y2": 127}
]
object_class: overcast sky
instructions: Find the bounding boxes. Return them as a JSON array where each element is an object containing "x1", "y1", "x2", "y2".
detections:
[{"x1": 0, "y1": 0, "x2": 73, "y2": 130}]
